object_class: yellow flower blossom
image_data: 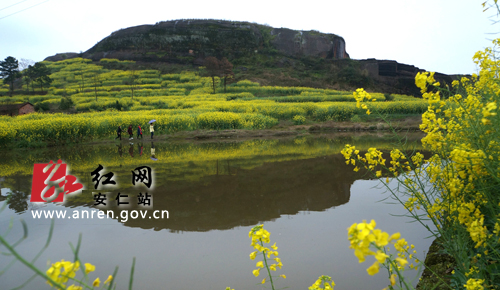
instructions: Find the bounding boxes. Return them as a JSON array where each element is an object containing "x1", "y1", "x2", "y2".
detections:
[
  {"x1": 252, "y1": 268, "x2": 260, "y2": 277},
  {"x1": 367, "y1": 261, "x2": 380, "y2": 275},
  {"x1": 390, "y1": 274, "x2": 396, "y2": 286},
  {"x1": 84, "y1": 263, "x2": 95, "y2": 274},
  {"x1": 93, "y1": 277, "x2": 100, "y2": 287}
]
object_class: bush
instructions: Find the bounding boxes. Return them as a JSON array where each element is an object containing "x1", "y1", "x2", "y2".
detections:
[
  {"x1": 292, "y1": 115, "x2": 306, "y2": 125},
  {"x1": 59, "y1": 96, "x2": 74, "y2": 110},
  {"x1": 196, "y1": 112, "x2": 243, "y2": 130},
  {"x1": 114, "y1": 100, "x2": 122, "y2": 111},
  {"x1": 350, "y1": 114, "x2": 362, "y2": 122},
  {"x1": 34, "y1": 102, "x2": 50, "y2": 112},
  {"x1": 384, "y1": 93, "x2": 395, "y2": 101}
]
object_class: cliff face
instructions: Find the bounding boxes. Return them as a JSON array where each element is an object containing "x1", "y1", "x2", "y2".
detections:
[
  {"x1": 358, "y1": 59, "x2": 456, "y2": 96},
  {"x1": 46, "y1": 19, "x2": 349, "y2": 62},
  {"x1": 270, "y1": 28, "x2": 347, "y2": 59}
]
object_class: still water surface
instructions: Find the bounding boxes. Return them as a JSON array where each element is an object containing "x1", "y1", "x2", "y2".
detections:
[{"x1": 0, "y1": 133, "x2": 433, "y2": 290}]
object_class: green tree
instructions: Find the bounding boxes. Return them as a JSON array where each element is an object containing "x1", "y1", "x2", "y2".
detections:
[
  {"x1": 0, "y1": 56, "x2": 22, "y2": 97},
  {"x1": 24, "y1": 65, "x2": 36, "y2": 93},
  {"x1": 31, "y1": 62, "x2": 52, "y2": 93}
]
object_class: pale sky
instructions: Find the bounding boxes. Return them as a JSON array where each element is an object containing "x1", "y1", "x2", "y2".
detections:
[{"x1": 0, "y1": 0, "x2": 497, "y2": 75}]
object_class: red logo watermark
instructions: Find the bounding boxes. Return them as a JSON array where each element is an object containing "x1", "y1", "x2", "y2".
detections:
[{"x1": 30, "y1": 160, "x2": 83, "y2": 202}]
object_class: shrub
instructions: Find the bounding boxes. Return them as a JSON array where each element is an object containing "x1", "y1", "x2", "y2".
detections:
[
  {"x1": 34, "y1": 102, "x2": 50, "y2": 112},
  {"x1": 384, "y1": 93, "x2": 395, "y2": 101},
  {"x1": 350, "y1": 114, "x2": 362, "y2": 122},
  {"x1": 292, "y1": 115, "x2": 306, "y2": 125},
  {"x1": 59, "y1": 96, "x2": 74, "y2": 110}
]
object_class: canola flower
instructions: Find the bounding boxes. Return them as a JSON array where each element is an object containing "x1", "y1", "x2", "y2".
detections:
[
  {"x1": 464, "y1": 278, "x2": 485, "y2": 290},
  {"x1": 249, "y1": 224, "x2": 285, "y2": 290},
  {"x1": 309, "y1": 275, "x2": 335, "y2": 290},
  {"x1": 341, "y1": 35, "x2": 500, "y2": 288},
  {"x1": 347, "y1": 220, "x2": 419, "y2": 289},
  {"x1": 46, "y1": 260, "x2": 112, "y2": 290}
]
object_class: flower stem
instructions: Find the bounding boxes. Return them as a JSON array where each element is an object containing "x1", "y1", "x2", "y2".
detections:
[
  {"x1": 260, "y1": 239, "x2": 275, "y2": 290},
  {"x1": 0, "y1": 234, "x2": 66, "y2": 290}
]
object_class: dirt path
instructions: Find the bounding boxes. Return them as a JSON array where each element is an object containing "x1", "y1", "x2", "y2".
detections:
[{"x1": 85, "y1": 117, "x2": 423, "y2": 146}]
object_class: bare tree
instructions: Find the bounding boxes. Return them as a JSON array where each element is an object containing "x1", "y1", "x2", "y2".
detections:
[
  {"x1": 19, "y1": 59, "x2": 34, "y2": 92},
  {"x1": 19, "y1": 59, "x2": 34, "y2": 71},
  {"x1": 204, "y1": 56, "x2": 220, "y2": 94},
  {"x1": 125, "y1": 70, "x2": 138, "y2": 99},
  {"x1": 219, "y1": 57, "x2": 234, "y2": 93},
  {"x1": 91, "y1": 70, "x2": 103, "y2": 101},
  {"x1": 77, "y1": 72, "x2": 85, "y2": 93}
]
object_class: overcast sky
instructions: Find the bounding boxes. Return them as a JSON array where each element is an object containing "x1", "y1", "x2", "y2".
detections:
[{"x1": 0, "y1": 0, "x2": 497, "y2": 74}]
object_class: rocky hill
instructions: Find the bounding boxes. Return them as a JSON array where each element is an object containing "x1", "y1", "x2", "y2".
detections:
[
  {"x1": 47, "y1": 19, "x2": 348, "y2": 63},
  {"x1": 45, "y1": 19, "x2": 458, "y2": 96}
]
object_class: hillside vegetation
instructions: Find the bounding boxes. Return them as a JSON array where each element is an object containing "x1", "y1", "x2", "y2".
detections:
[{"x1": 0, "y1": 58, "x2": 426, "y2": 147}]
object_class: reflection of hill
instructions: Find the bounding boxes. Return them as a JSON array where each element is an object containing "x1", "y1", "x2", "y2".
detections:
[
  {"x1": 0, "y1": 175, "x2": 32, "y2": 213},
  {"x1": 108, "y1": 154, "x2": 363, "y2": 232},
  {"x1": 0, "y1": 134, "x2": 426, "y2": 229}
]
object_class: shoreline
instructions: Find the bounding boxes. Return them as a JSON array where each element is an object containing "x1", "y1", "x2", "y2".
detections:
[{"x1": 2, "y1": 117, "x2": 423, "y2": 149}]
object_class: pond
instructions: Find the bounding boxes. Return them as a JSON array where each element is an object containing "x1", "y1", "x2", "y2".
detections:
[{"x1": 0, "y1": 133, "x2": 434, "y2": 290}]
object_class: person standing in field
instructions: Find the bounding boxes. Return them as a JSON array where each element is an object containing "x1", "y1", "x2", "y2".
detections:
[
  {"x1": 150, "y1": 123, "x2": 154, "y2": 139},
  {"x1": 128, "y1": 125, "x2": 133, "y2": 140},
  {"x1": 137, "y1": 125, "x2": 143, "y2": 139},
  {"x1": 115, "y1": 126, "x2": 122, "y2": 140}
]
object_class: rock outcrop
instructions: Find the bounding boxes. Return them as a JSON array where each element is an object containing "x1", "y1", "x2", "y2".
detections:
[
  {"x1": 44, "y1": 52, "x2": 80, "y2": 62},
  {"x1": 270, "y1": 28, "x2": 348, "y2": 59},
  {"x1": 45, "y1": 19, "x2": 349, "y2": 62},
  {"x1": 358, "y1": 59, "x2": 456, "y2": 96}
]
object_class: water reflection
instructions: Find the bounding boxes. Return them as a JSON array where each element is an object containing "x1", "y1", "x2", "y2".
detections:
[
  {"x1": 150, "y1": 142, "x2": 157, "y2": 160},
  {"x1": 0, "y1": 133, "x2": 425, "y2": 229},
  {"x1": 0, "y1": 133, "x2": 431, "y2": 290},
  {"x1": 102, "y1": 154, "x2": 356, "y2": 232},
  {"x1": 0, "y1": 175, "x2": 32, "y2": 213}
]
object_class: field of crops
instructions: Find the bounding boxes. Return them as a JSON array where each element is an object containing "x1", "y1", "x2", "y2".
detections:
[{"x1": 0, "y1": 58, "x2": 427, "y2": 146}]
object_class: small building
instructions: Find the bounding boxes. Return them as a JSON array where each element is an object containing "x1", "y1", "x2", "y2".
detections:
[{"x1": 0, "y1": 102, "x2": 35, "y2": 116}]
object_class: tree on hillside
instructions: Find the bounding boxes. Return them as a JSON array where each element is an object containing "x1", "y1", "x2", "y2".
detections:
[
  {"x1": 31, "y1": 62, "x2": 52, "y2": 93},
  {"x1": 0, "y1": 56, "x2": 22, "y2": 97},
  {"x1": 204, "y1": 56, "x2": 220, "y2": 94},
  {"x1": 219, "y1": 57, "x2": 234, "y2": 93},
  {"x1": 91, "y1": 69, "x2": 103, "y2": 101},
  {"x1": 19, "y1": 59, "x2": 35, "y2": 71},
  {"x1": 124, "y1": 70, "x2": 138, "y2": 99},
  {"x1": 19, "y1": 59, "x2": 35, "y2": 92},
  {"x1": 24, "y1": 65, "x2": 36, "y2": 93},
  {"x1": 75, "y1": 69, "x2": 86, "y2": 93}
]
